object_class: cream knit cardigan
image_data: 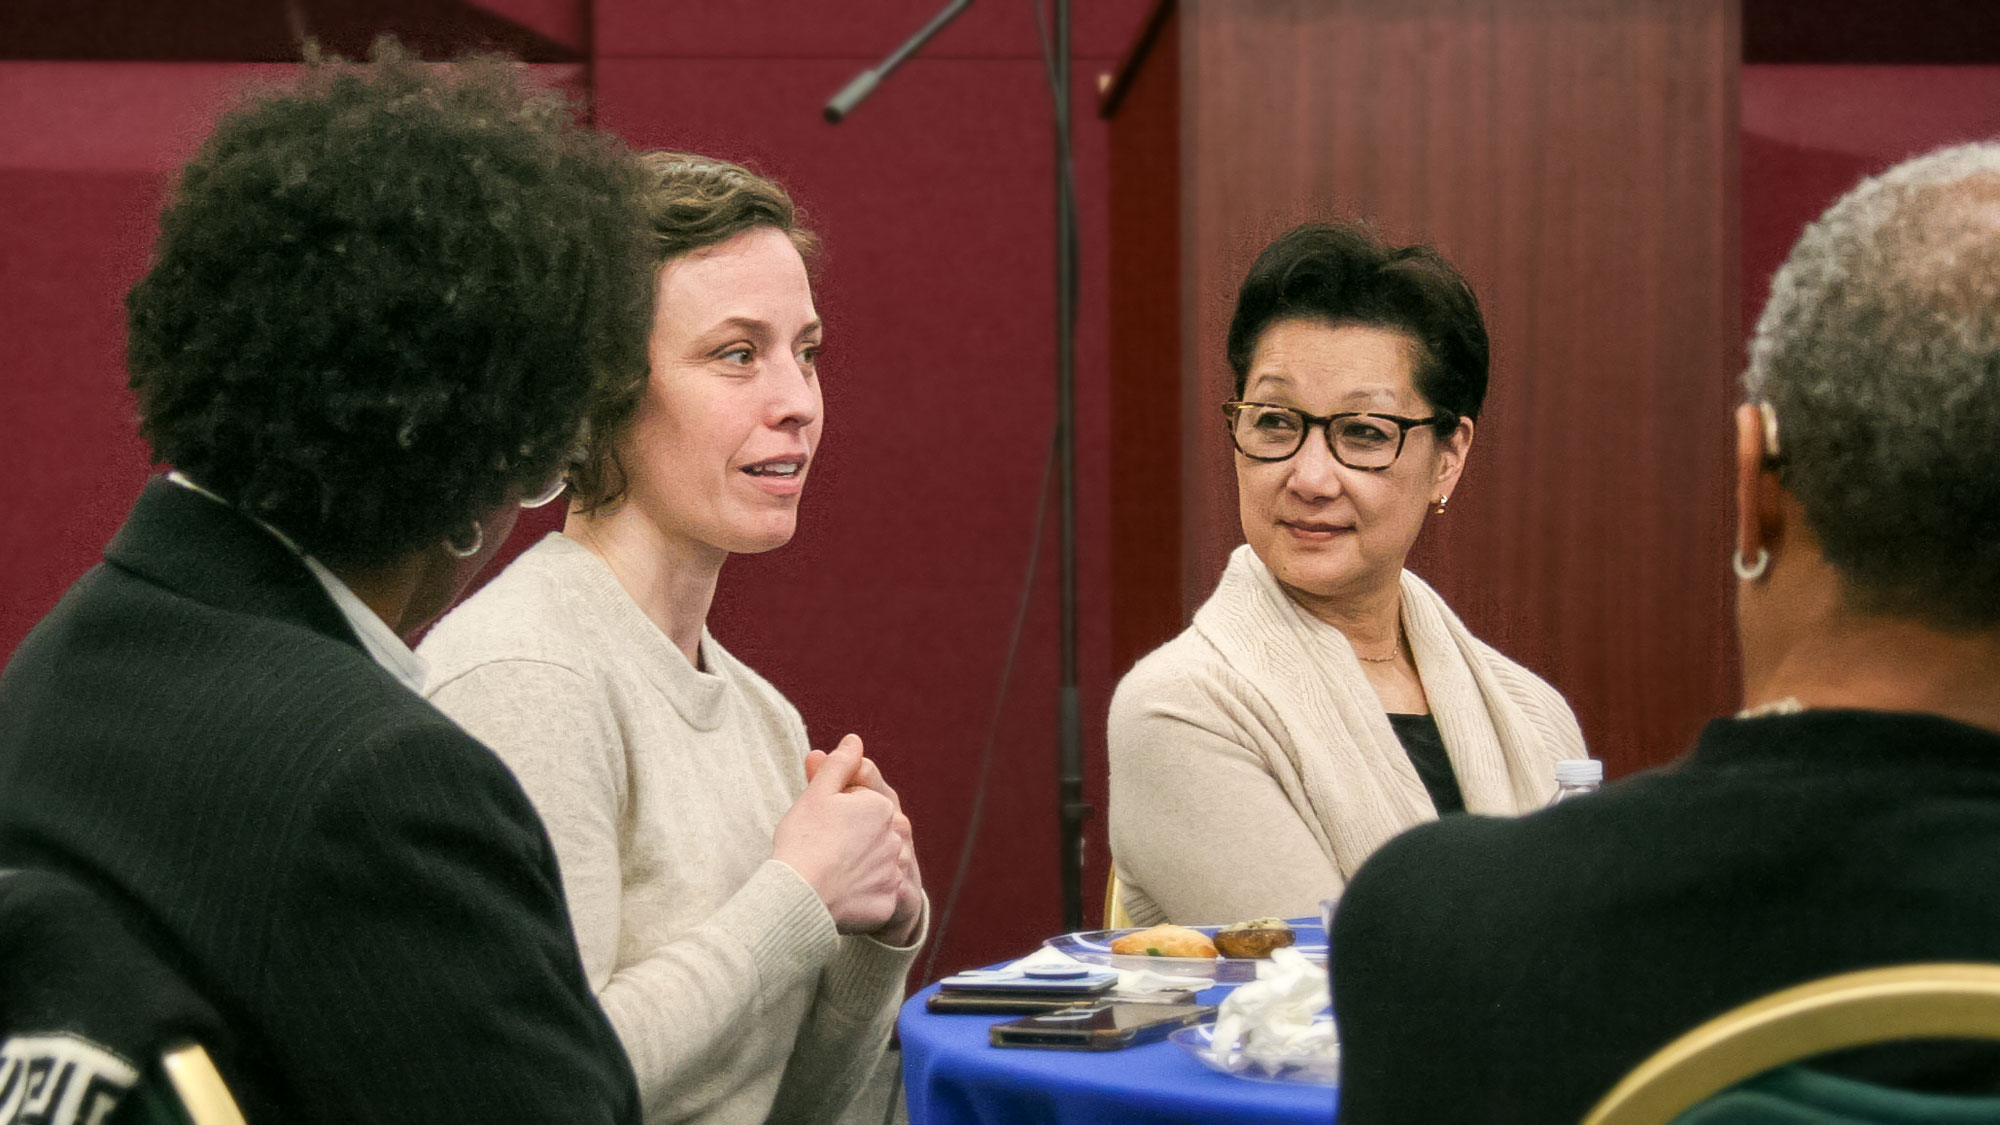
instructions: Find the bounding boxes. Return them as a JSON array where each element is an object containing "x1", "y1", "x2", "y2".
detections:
[{"x1": 1107, "y1": 545, "x2": 1585, "y2": 926}]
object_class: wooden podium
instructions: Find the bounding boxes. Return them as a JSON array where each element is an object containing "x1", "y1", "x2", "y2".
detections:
[{"x1": 1101, "y1": 0, "x2": 1742, "y2": 777}]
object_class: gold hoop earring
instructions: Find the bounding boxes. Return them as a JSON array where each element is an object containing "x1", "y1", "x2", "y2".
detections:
[
  {"x1": 444, "y1": 522, "x2": 484, "y2": 560},
  {"x1": 1432, "y1": 495, "x2": 1450, "y2": 515}
]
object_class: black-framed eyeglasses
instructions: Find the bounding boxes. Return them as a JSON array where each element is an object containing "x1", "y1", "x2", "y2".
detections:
[{"x1": 1221, "y1": 401, "x2": 1457, "y2": 470}]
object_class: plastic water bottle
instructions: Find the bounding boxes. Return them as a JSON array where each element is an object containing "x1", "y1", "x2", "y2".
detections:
[{"x1": 1549, "y1": 759, "x2": 1604, "y2": 805}]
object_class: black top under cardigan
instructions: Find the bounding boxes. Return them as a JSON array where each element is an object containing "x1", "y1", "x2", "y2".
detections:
[{"x1": 1387, "y1": 712, "x2": 1465, "y2": 814}]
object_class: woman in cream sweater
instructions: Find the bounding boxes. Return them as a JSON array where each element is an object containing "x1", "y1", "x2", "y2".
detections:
[
  {"x1": 420, "y1": 153, "x2": 924, "y2": 1125},
  {"x1": 1107, "y1": 222, "x2": 1585, "y2": 926}
]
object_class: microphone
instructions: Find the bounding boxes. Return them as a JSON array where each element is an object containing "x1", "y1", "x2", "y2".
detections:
[{"x1": 823, "y1": 0, "x2": 975, "y2": 123}]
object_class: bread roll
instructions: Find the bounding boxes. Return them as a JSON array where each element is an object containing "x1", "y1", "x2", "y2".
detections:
[{"x1": 1109, "y1": 923, "x2": 1218, "y2": 959}]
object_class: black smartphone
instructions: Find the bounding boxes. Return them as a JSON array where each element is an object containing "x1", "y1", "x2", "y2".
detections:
[
  {"x1": 988, "y1": 1001, "x2": 1215, "y2": 1051},
  {"x1": 928, "y1": 992, "x2": 1096, "y2": 1015},
  {"x1": 928, "y1": 987, "x2": 1197, "y2": 1016}
]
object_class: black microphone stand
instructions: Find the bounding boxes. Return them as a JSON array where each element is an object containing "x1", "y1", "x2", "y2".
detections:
[
  {"x1": 823, "y1": 0, "x2": 975, "y2": 122},
  {"x1": 1047, "y1": 0, "x2": 1087, "y2": 938},
  {"x1": 825, "y1": 0, "x2": 1090, "y2": 932}
]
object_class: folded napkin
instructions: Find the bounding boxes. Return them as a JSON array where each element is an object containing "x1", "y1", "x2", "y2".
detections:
[
  {"x1": 1209, "y1": 946, "x2": 1338, "y2": 1063},
  {"x1": 1006, "y1": 945, "x2": 1213, "y2": 994}
]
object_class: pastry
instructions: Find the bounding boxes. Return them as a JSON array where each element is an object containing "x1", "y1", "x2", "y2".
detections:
[
  {"x1": 1213, "y1": 917, "x2": 1296, "y2": 959},
  {"x1": 1109, "y1": 923, "x2": 1218, "y2": 959}
]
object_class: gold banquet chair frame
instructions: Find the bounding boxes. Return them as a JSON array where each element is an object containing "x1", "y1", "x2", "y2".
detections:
[
  {"x1": 149, "y1": 1042, "x2": 248, "y2": 1125},
  {"x1": 1583, "y1": 963, "x2": 2000, "y2": 1125},
  {"x1": 1103, "y1": 869, "x2": 1133, "y2": 931}
]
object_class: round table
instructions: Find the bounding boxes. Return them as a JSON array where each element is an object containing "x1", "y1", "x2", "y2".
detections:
[{"x1": 898, "y1": 980, "x2": 1338, "y2": 1124}]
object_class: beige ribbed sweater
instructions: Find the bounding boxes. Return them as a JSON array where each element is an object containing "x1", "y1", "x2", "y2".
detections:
[
  {"x1": 1107, "y1": 545, "x2": 1585, "y2": 927},
  {"x1": 419, "y1": 534, "x2": 916, "y2": 1125}
]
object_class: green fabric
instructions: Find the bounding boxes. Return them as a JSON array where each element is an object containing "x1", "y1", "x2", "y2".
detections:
[
  {"x1": 1672, "y1": 1065, "x2": 2000, "y2": 1124},
  {"x1": 106, "y1": 1071, "x2": 195, "y2": 1125}
]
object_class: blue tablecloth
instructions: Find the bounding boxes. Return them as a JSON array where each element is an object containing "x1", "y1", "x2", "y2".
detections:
[{"x1": 899, "y1": 980, "x2": 1338, "y2": 1125}]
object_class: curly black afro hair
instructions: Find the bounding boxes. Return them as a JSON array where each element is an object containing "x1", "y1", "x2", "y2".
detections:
[{"x1": 126, "y1": 39, "x2": 653, "y2": 568}]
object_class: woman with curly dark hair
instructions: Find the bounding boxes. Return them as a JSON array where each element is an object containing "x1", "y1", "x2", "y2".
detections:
[{"x1": 0, "y1": 43, "x2": 653, "y2": 1124}]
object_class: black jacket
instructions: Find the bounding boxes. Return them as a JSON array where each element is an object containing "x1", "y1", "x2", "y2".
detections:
[
  {"x1": 0, "y1": 479, "x2": 641, "y2": 1123},
  {"x1": 1331, "y1": 709, "x2": 2000, "y2": 1123}
]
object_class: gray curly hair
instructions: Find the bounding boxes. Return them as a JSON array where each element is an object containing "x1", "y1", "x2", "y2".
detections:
[{"x1": 1744, "y1": 142, "x2": 2000, "y2": 631}]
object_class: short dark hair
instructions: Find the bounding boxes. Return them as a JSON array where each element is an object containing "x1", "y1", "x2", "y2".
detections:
[
  {"x1": 1746, "y1": 143, "x2": 2000, "y2": 630},
  {"x1": 126, "y1": 39, "x2": 654, "y2": 568},
  {"x1": 1226, "y1": 222, "x2": 1489, "y2": 423},
  {"x1": 568, "y1": 151, "x2": 816, "y2": 512}
]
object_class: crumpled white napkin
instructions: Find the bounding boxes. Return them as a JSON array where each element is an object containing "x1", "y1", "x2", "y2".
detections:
[
  {"x1": 1006, "y1": 945, "x2": 1213, "y2": 994},
  {"x1": 1208, "y1": 946, "x2": 1338, "y2": 1065}
]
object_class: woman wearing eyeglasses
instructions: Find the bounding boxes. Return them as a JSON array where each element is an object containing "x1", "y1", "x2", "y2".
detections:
[{"x1": 1106, "y1": 222, "x2": 1586, "y2": 926}]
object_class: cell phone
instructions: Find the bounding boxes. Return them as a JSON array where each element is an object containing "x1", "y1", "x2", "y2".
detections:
[
  {"x1": 989, "y1": 1001, "x2": 1216, "y2": 1051},
  {"x1": 927, "y1": 986, "x2": 1199, "y2": 1016},
  {"x1": 938, "y1": 966, "x2": 1120, "y2": 996},
  {"x1": 928, "y1": 991, "x2": 1101, "y2": 1015}
]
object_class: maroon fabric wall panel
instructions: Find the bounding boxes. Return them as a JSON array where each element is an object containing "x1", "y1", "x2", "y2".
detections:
[
  {"x1": 593, "y1": 0, "x2": 1153, "y2": 975},
  {"x1": 0, "y1": 63, "x2": 282, "y2": 654},
  {"x1": 1745, "y1": 0, "x2": 2000, "y2": 64},
  {"x1": 2, "y1": 2, "x2": 584, "y2": 62},
  {"x1": 0, "y1": 167, "x2": 158, "y2": 650},
  {"x1": 473, "y1": 0, "x2": 588, "y2": 53},
  {"x1": 0, "y1": 62, "x2": 586, "y2": 658},
  {"x1": 1104, "y1": 4, "x2": 1184, "y2": 682},
  {"x1": 596, "y1": 0, "x2": 1152, "y2": 63},
  {"x1": 1742, "y1": 65, "x2": 2000, "y2": 341}
]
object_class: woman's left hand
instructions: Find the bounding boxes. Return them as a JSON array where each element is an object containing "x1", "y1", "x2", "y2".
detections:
[{"x1": 807, "y1": 737, "x2": 926, "y2": 946}]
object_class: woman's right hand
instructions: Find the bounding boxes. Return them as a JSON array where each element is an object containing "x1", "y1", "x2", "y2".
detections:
[
  {"x1": 773, "y1": 735, "x2": 903, "y2": 932},
  {"x1": 805, "y1": 736, "x2": 925, "y2": 946}
]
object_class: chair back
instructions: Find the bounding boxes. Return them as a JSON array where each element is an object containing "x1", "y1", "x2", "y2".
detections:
[
  {"x1": 1103, "y1": 869, "x2": 1133, "y2": 930},
  {"x1": 1669, "y1": 1063, "x2": 2000, "y2": 1124},
  {"x1": 1583, "y1": 963, "x2": 2000, "y2": 1125},
  {"x1": 0, "y1": 869, "x2": 246, "y2": 1125}
]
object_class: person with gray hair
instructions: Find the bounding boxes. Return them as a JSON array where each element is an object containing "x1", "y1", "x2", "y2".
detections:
[{"x1": 1325, "y1": 142, "x2": 2000, "y2": 1124}]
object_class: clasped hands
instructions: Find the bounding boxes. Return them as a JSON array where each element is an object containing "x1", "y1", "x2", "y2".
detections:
[{"x1": 772, "y1": 734, "x2": 925, "y2": 947}]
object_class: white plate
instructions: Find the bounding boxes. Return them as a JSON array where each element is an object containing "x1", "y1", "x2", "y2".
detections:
[
  {"x1": 1042, "y1": 921, "x2": 1327, "y2": 984},
  {"x1": 1170, "y1": 1021, "x2": 1340, "y2": 1085}
]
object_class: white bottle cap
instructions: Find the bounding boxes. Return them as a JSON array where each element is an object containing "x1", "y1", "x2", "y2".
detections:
[{"x1": 1555, "y1": 759, "x2": 1604, "y2": 785}]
